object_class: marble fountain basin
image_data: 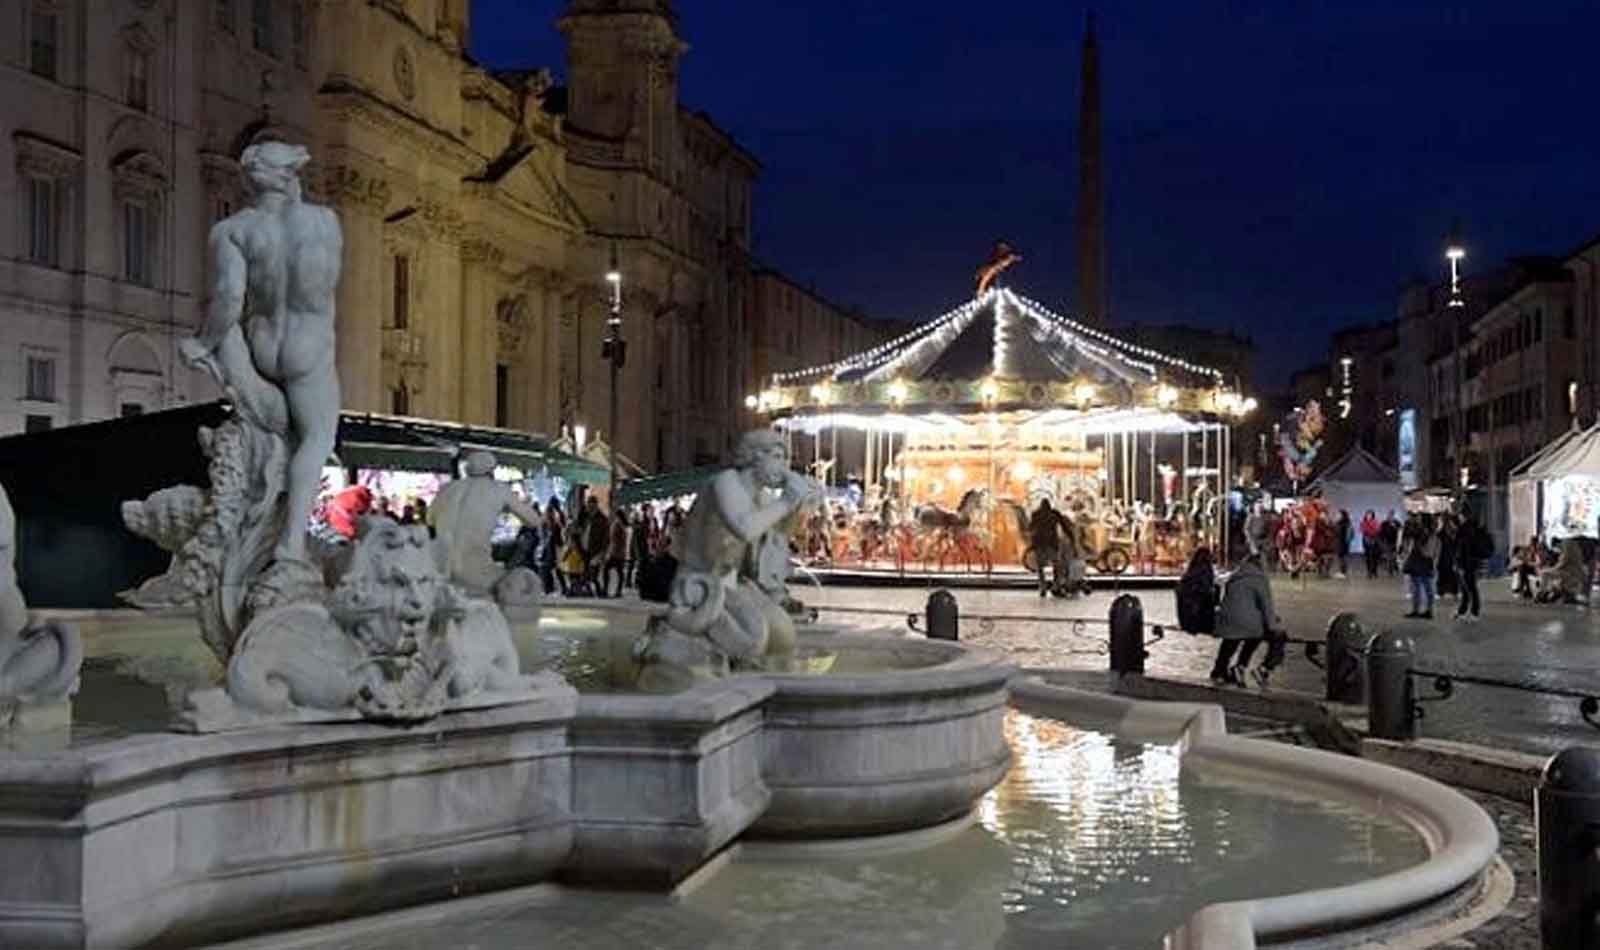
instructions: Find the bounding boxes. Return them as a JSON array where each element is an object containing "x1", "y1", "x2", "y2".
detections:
[{"x1": 0, "y1": 604, "x2": 1014, "y2": 948}]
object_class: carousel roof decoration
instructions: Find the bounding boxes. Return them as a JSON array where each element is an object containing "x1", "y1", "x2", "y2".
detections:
[{"x1": 756, "y1": 287, "x2": 1249, "y2": 427}]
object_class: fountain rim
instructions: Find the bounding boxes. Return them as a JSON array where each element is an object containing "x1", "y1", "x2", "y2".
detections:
[{"x1": 1011, "y1": 675, "x2": 1502, "y2": 949}]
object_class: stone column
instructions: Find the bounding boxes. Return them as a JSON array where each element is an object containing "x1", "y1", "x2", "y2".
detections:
[
  {"x1": 540, "y1": 282, "x2": 564, "y2": 435},
  {"x1": 322, "y1": 164, "x2": 390, "y2": 412},
  {"x1": 458, "y1": 237, "x2": 502, "y2": 427}
]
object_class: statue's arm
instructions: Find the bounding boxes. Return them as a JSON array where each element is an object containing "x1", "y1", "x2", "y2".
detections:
[
  {"x1": 711, "y1": 470, "x2": 796, "y2": 546},
  {"x1": 195, "y1": 224, "x2": 246, "y2": 354}
]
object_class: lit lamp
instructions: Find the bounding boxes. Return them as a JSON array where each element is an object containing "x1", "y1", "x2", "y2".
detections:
[
  {"x1": 600, "y1": 243, "x2": 626, "y2": 495},
  {"x1": 947, "y1": 465, "x2": 965, "y2": 485},
  {"x1": 1446, "y1": 238, "x2": 1466, "y2": 308},
  {"x1": 1155, "y1": 384, "x2": 1178, "y2": 408},
  {"x1": 810, "y1": 383, "x2": 832, "y2": 405},
  {"x1": 980, "y1": 378, "x2": 999, "y2": 405},
  {"x1": 888, "y1": 380, "x2": 909, "y2": 405},
  {"x1": 1074, "y1": 382, "x2": 1097, "y2": 404},
  {"x1": 744, "y1": 394, "x2": 759, "y2": 410},
  {"x1": 1013, "y1": 460, "x2": 1034, "y2": 481}
]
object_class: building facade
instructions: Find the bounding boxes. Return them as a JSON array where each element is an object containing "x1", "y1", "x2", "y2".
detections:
[
  {"x1": 750, "y1": 269, "x2": 888, "y2": 389},
  {"x1": 1, "y1": 0, "x2": 778, "y2": 473}
]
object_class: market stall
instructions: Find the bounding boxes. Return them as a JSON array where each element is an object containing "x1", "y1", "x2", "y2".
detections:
[
  {"x1": 1307, "y1": 447, "x2": 1402, "y2": 555},
  {"x1": 1510, "y1": 423, "x2": 1600, "y2": 544},
  {"x1": 751, "y1": 287, "x2": 1254, "y2": 576}
]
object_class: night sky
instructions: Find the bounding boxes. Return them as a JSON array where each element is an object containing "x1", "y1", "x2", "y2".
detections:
[{"x1": 471, "y1": 1, "x2": 1600, "y2": 388}]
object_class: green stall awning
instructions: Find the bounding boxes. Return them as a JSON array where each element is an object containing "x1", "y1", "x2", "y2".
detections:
[
  {"x1": 334, "y1": 414, "x2": 610, "y2": 484},
  {"x1": 614, "y1": 466, "x2": 718, "y2": 508}
]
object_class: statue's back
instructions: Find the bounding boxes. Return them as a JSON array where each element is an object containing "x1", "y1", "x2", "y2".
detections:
[{"x1": 282, "y1": 203, "x2": 341, "y2": 317}]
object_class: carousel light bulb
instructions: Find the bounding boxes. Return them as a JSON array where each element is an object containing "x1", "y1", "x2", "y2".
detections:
[
  {"x1": 1013, "y1": 460, "x2": 1034, "y2": 481},
  {"x1": 762, "y1": 388, "x2": 779, "y2": 407},
  {"x1": 744, "y1": 395, "x2": 758, "y2": 410},
  {"x1": 947, "y1": 465, "x2": 964, "y2": 485},
  {"x1": 981, "y1": 378, "x2": 999, "y2": 402},
  {"x1": 1156, "y1": 384, "x2": 1178, "y2": 407},
  {"x1": 1241, "y1": 397, "x2": 1258, "y2": 414},
  {"x1": 1075, "y1": 382, "x2": 1097, "y2": 403},
  {"x1": 888, "y1": 380, "x2": 909, "y2": 404}
]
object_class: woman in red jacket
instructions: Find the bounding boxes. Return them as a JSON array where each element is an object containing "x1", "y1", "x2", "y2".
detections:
[{"x1": 1359, "y1": 510, "x2": 1381, "y2": 579}]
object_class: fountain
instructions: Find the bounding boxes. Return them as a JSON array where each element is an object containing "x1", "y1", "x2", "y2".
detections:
[{"x1": 0, "y1": 145, "x2": 1502, "y2": 950}]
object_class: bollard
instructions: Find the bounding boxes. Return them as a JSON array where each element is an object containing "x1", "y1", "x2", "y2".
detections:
[
  {"x1": 1537, "y1": 746, "x2": 1600, "y2": 950},
  {"x1": 925, "y1": 589, "x2": 958, "y2": 641},
  {"x1": 1325, "y1": 612, "x2": 1367, "y2": 705},
  {"x1": 1108, "y1": 594, "x2": 1145, "y2": 675},
  {"x1": 1365, "y1": 632, "x2": 1416, "y2": 740}
]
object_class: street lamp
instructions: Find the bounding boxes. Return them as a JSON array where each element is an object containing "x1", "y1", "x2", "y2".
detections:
[
  {"x1": 600, "y1": 243, "x2": 626, "y2": 501},
  {"x1": 1445, "y1": 228, "x2": 1466, "y2": 498}
]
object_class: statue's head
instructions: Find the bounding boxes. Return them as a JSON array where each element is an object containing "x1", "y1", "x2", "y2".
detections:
[
  {"x1": 240, "y1": 141, "x2": 311, "y2": 198},
  {"x1": 331, "y1": 517, "x2": 444, "y2": 655},
  {"x1": 733, "y1": 429, "x2": 789, "y2": 489},
  {"x1": 462, "y1": 450, "x2": 496, "y2": 478}
]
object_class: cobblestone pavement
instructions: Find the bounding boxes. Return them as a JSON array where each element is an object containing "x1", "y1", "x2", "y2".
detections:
[{"x1": 801, "y1": 572, "x2": 1600, "y2": 757}]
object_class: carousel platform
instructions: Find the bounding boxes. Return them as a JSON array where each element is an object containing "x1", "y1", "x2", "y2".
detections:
[{"x1": 796, "y1": 563, "x2": 1179, "y2": 589}]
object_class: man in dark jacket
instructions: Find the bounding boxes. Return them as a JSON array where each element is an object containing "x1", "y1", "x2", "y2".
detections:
[
  {"x1": 581, "y1": 496, "x2": 610, "y2": 598},
  {"x1": 1456, "y1": 510, "x2": 1490, "y2": 621},
  {"x1": 1029, "y1": 499, "x2": 1066, "y2": 597}
]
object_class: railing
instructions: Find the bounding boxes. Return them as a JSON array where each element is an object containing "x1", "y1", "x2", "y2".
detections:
[{"x1": 1408, "y1": 667, "x2": 1600, "y2": 731}]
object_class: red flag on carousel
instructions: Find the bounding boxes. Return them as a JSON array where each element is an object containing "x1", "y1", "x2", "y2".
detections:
[{"x1": 975, "y1": 241, "x2": 1022, "y2": 296}]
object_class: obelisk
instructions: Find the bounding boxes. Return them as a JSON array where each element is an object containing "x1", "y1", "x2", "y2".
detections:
[{"x1": 1076, "y1": 11, "x2": 1106, "y2": 327}]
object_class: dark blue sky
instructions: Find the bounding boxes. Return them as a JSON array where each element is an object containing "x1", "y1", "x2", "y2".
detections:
[{"x1": 471, "y1": 1, "x2": 1600, "y2": 388}]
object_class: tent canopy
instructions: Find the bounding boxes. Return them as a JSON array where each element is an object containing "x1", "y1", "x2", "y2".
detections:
[
  {"x1": 336, "y1": 413, "x2": 608, "y2": 483},
  {"x1": 1522, "y1": 424, "x2": 1600, "y2": 481},
  {"x1": 1308, "y1": 446, "x2": 1397, "y2": 490},
  {"x1": 614, "y1": 467, "x2": 718, "y2": 508},
  {"x1": 1509, "y1": 423, "x2": 1584, "y2": 481}
]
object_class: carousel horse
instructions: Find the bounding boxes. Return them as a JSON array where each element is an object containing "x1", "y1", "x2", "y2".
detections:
[{"x1": 914, "y1": 489, "x2": 994, "y2": 572}]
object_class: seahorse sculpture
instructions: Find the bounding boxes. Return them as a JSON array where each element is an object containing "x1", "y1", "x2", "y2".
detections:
[{"x1": 0, "y1": 483, "x2": 83, "y2": 727}]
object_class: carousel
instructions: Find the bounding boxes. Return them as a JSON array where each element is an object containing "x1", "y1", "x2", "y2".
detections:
[{"x1": 752, "y1": 285, "x2": 1255, "y2": 579}]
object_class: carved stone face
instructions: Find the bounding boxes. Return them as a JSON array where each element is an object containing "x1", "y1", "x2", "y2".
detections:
[
  {"x1": 333, "y1": 520, "x2": 443, "y2": 655},
  {"x1": 752, "y1": 443, "x2": 789, "y2": 490}
]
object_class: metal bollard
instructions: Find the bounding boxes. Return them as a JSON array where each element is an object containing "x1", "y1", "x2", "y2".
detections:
[
  {"x1": 1365, "y1": 632, "x2": 1416, "y2": 740},
  {"x1": 1108, "y1": 594, "x2": 1145, "y2": 675},
  {"x1": 1325, "y1": 612, "x2": 1367, "y2": 704},
  {"x1": 925, "y1": 589, "x2": 958, "y2": 641},
  {"x1": 1537, "y1": 746, "x2": 1600, "y2": 950}
]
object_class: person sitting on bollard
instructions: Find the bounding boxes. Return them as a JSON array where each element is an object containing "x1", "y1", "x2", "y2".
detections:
[
  {"x1": 1210, "y1": 552, "x2": 1287, "y2": 688},
  {"x1": 1177, "y1": 547, "x2": 1218, "y2": 637}
]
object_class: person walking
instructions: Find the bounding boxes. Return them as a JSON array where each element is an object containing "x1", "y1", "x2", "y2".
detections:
[
  {"x1": 1210, "y1": 553, "x2": 1286, "y2": 687},
  {"x1": 581, "y1": 496, "x2": 610, "y2": 598},
  {"x1": 1029, "y1": 499, "x2": 1066, "y2": 597},
  {"x1": 539, "y1": 504, "x2": 566, "y2": 596},
  {"x1": 1380, "y1": 511, "x2": 1401, "y2": 576},
  {"x1": 1400, "y1": 517, "x2": 1438, "y2": 619},
  {"x1": 604, "y1": 510, "x2": 629, "y2": 598},
  {"x1": 1360, "y1": 510, "x2": 1381, "y2": 578},
  {"x1": 1456, "y1": 510, "x2": 1490, "y2": 622},
  {"x1": 1335, "y1": 509, "x2": 1353, "y2": 579},
  {"x1": 1435, "y1": 516, "x2": 1460, "y2": 600},
  {"x1": 1244, "y1": 502, "x2": 1267, "y2": 558}
]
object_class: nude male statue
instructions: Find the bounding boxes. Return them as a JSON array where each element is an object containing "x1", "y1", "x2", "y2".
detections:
[
  {"x1": 180, "y1": 141, "x2": 342, "y2": 566},
  {"x1": 430, "y1": 450, "x2": 543, "y2": 598},
  {"x1": 672, "y1": 429, "x2": 819, "y2": 661}
]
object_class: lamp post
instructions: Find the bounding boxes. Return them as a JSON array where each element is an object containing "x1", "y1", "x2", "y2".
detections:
[
  {"x1": 601, "y1": 243, "x2": 625, "y2": 504},
  {"x1": 1446, "y1": 231, "x2": 1466, "y2": 495}
]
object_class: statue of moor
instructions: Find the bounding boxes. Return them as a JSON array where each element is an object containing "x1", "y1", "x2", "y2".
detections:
[{"x1": 180, "y1": 141, "x2": 341, "y2": 566}]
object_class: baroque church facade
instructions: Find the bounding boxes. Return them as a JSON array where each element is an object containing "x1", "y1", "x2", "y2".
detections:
[{"x1": 0, "y1": 0, "x2": 761, "y2": 471}]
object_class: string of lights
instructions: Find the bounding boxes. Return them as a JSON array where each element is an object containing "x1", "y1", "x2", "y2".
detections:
[
  {"x1": 860, "y1": 293, "x2": 988, "y2": 383},
  {"x1": 1003, "y1": 289, "x2": 1225, "y2": 380},
  {"x1": 769, "y1": 290, "x2": 996, "y2": 385}
]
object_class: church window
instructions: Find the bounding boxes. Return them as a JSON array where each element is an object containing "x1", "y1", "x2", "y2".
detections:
[
  {"x1": 30, "y1": 7, "x2": 59, "y2": 80},
  {"x1": 392, "y1": 255, "x2": 411, "y2": 329},
  {"x1": 251, "y1": 0, "x2": 274, "y2": 55}
]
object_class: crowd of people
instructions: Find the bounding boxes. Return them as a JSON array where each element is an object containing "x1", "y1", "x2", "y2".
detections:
[{"x1": 502, "y1": 495, "x2": 687, "y2": 599}]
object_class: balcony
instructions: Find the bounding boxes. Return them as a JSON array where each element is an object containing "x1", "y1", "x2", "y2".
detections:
[{"x1": 382, "y1": 328, "x2": 427, "y2": 365}]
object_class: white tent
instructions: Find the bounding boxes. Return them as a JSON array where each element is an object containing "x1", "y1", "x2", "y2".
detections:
[
  {"x1": 1308, "y1": 447, "x2": 1403, "y2": 554},
  {"x1": 1511, "y1": 424, "x2": 1600, "y2": 543}
]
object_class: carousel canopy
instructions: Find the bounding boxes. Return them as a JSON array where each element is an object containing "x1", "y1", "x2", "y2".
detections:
[
  {"x1": 757, "y1": 287, "x2": 1245, "y2": 423},
  {"x1": 773, "y1": 287, "x2": 1224, "y2": 389}
]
